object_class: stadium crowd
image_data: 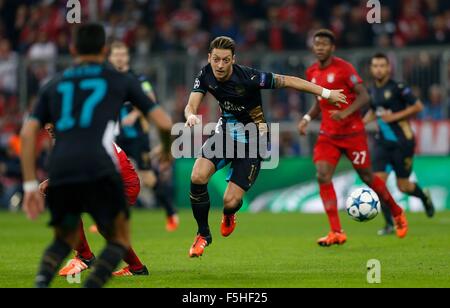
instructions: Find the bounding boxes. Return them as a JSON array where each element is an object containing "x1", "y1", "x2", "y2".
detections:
[{"x1": 0, "y1": 0, "x2": 449, "y2": 208}]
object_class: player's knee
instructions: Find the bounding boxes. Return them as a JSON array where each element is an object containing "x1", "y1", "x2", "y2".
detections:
[
  {"x1": 191, "y1": 170, "x2": 209, "y2": 185},
  {"x1": 316, "y1": 171, "x2": 332, "y2": 184},
  {"x1": 223, "y1": 194, "x2": 240, "y2": 209},
  {"x1": 397, "y1": 181, "x2": 411, "y2": 193},
  {"x1": 359, "y1": 172, "x2": 373, "y2": 185}
]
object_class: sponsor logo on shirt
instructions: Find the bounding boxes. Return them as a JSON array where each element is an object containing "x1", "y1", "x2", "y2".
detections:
[{"x1": 327, "y1": 74, "x2": 335, "y2": 83}]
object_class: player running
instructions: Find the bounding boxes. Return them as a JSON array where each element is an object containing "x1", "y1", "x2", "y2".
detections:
[
  {"x1": 39, "y1": 124, "x2": 150, "y2": 277},
  {"x1": 185, "y1": 36, "x2": 347, "y2": 257},
  {"x1": 365, "y1": 52, "x2": 435, "y2": 235},
  {"x1": 109, "y1": 41, "x2": 179, "y2": 232},
  {"x1": 298, "y1": 29, "x2": 409, "y2": 246},
  {"x1": 20, "y1": 23, "x2": 172, "y2": 288}
]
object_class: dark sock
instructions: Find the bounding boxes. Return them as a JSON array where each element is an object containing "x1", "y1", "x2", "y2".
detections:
[
  {"x1": 380, "y1": 201, "x2": 394, "y2": 227},
  {"x1": 83, "y1": 242, "x2": 128, "y2": 288},
  {"x1": 223, "y1": 200, "x2": 243, "y2": 215},
  {"x1": 408, "y1": 183, "x2": 427, "y2": 203},
  {"x1": 155, "y1": 181, "x2": 177, "y2": 217},
  {"x1": 190, "y1": 182, "x2": 211, "y2": 237},
  {"x1": 35, "y1": 238, "x2": 72, "y2": 288}
]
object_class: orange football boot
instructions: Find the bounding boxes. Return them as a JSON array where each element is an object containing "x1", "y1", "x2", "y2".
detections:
[
  {"x1": 59, "y1": 256, "x2": 94, "y2": 276},
  {"x1": 394, "y1": 212, "x2": 408, "y2": 238},
  {"x1": 113, "y1": 266, "x2": 149, "y2": 276},
  {"x1": 221, "y1": 214, "x2": 236, "y2": 237},
  {"x1": 317, "y1": 231, "x2": 347, "y2": 247},
  {"x1": 189, "y1": 235, "x2": 211, "y2": 258},
  {"x1": 166, "y1": 215, "x2": 180, "y2": 232}
]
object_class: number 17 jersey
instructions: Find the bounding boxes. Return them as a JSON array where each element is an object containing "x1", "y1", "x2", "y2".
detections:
[{"x1": 30, "y1": 62, "x2": 157, "y2": 186}]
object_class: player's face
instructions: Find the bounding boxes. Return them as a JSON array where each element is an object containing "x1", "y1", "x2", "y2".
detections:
[
  {"x1": 109, "y1": 47, "x2": 130, "y2": 72},
  {"x1": 208, "y1": 49, "x2": 235, "y2": 81},
  {"x1": 312, "y1": 37, "x2": 335, "y2": 62},
  {"x1": 370, "y1": 58, "x2": 390, "y2": 81}
]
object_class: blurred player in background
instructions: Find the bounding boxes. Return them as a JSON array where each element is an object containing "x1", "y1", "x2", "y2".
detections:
[
  {"x1": 39, "y1": 124, "x2": 150, "y2": 277},
  {"x1": 20, "y1": 23, "x2": 172, "y2": 288},
  {"x1": 185, "y1": 36, "x2": 346, "y2": 257},
  {"x1": 299, "y1": 30, "x2": 409, "y2": 246},
  {"x1": 365, "y1": 53, "x2": 435, "y2": 235},
  {"x1": 109, "y1": 41, "x2": 179, "y2": 232}
]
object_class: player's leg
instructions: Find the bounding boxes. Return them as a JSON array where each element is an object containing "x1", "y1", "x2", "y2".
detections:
[
  {"x1": 313, "y1": 136, "x2": 346, "y2": 246},
  {"x1": 58, "y1": 219, "x2": 96, "y2": 276},
  {"x1": 354, "y1": 168, "x2": 408, "y2": 238},
  {"x1": 374, "y1": 172, "x2": 395, "y2": 236},
  {"x1": 392, "y1": 145, "x2": 435, "y2": 218},
  {"x1": 397, "y1": 178, "x2": 435, "y2": 217},
  {"x1": 371, "y1": 145, "x2": 395, "y2": 235},
  {"x1": 35, "y1": 184, "x2": 82, "y2": 288},
  {"x1": 220, "y1": 158, "x2": 261, "y2": 237},
  {"x1": 189, "y1": 157, "x2": 217, "y2": 257},
  {"x1": 154, "y1": 166, "x2": 179, "y2": 232},
  {"x1": 114, "y1": 178, "x2": 149, "y2": 276},
  {"x1": 83, "y1": 176, "x2": 131, "y2": 288}
]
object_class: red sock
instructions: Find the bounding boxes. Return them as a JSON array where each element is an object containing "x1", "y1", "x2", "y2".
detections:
[
  {"x1": 369, "y1": 175, "x2": 403, "y2": 217},
  {"x1": 319, "y1": 183, "x2": 342, "y2": 233},
  {"x1": 123, "y1": 247, "x2": 144, "y2": 271},
  {"x1": 76, "y1": 220, "x2": 94, "y2": 260}
]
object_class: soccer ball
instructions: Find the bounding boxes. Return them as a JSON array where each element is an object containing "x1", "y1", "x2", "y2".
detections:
[{"x1": 346, "y1": 188, "x2": 380, "y2": 222}]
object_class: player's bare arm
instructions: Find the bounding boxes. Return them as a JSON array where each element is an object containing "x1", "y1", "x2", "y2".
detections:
[
  {"x1": 379, "y1": 99, "x2": 424, "y2": 123},
  {"x1": 185, "y1": 92, "x2": 204, "y2": 127},
  {"x1": 273, "y1": 74, "x2": 347, "y2": 106},
  {"x1": 147, "y1": 107, "x2": 173, "y2": 156},
  {"x1": 298, "y1": 100, "x2": 321, "y2": 136},
  {"x1": 363, "y1": 109, "x2": 376, "y2": 125},
  {"x1": 20, "y1": 119, "x2": 45, "y2": 220},
  {"x1": 330, "y1": 84, "x2": 370, "y2": 121}
]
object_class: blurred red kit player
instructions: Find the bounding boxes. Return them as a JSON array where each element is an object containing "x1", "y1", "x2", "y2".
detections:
[
  {"x1": 40, "y1": 124, "x2": 149, "y2": 277},
  {"x1": 299, "y1": 29, "x2": 409, "y2": 246}
]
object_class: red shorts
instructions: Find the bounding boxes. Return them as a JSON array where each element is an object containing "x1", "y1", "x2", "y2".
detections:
[
  {"x1": 313, "y1": 133, "x2": 372, "y2": 169},
  {"x1": 123, "y1": 178, "x2": 140, "y2": 206}
]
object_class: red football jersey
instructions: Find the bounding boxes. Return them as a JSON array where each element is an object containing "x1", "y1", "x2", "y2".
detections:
[{"x1": 306, "y1": 57, "x2": 364, "y2": 136}]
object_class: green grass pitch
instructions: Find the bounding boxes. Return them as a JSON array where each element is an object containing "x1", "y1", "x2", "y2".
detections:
[{"x1": 0, "y1": 210, "x2": 449, "y2": 288}]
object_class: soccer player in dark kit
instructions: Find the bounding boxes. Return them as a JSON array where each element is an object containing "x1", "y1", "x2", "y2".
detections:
[
  {"x1": 365, "y1": 52, "x2": 435, "y2": 236},
  {"x1": 20, "y1": 23, "x2": 172, "y2": 288},
  {"x1": 185, "y1": 36, "x2": 347, "y2": 257}
]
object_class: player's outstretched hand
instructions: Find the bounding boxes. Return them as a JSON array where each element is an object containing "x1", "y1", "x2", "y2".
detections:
[
  {"x1": 23, "y1": 191, "x2": 45, "y2": 221},
  {"x1": 298, "y1": 119, "x2": 309, "y2": 136},
  {"x1": 328, "y1": 89, "x2": 347, "y2": 107},
  {"x1": 185, "y1": 115, "x2": 201, "y2": 127},
  {"x1": 39, "y1": 179, "x2": 49, "y2": 195}
]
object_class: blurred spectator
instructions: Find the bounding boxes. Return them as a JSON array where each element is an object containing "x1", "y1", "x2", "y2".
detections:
[
  {"x1": 395, "y1": 1, "x2": 429, "y2": 46},
  {"x1": 0, "y1": 39, "x2": 18, "y2": 96},
  {"x1": 279, "y1": 132, "x2": 301, "y2": 157},
  {"x1": 421, "y1": 85, "x2": 444, "y2": 120},
  {"x1": 28, "y1": 31, "x2": 57, "y2": 62}
]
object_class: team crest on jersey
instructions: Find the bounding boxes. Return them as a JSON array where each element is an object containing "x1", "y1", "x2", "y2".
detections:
[
  {"x1": 327, "y1": 74, "x2": 335, "y2": 83},
  {"x1": 311, "y1": 78, "x2": 317, "y2": 84},
  {"x1": 384, "y1": 90, "x2": 392, "y2": 100}
]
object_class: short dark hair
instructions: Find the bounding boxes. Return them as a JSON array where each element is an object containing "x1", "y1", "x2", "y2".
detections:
[
  {"x1": 371, "y1": 52, "x2": 390, "y2": 64},
  {"x1": 209, "y1": 36, "x2": 235, "y2": 55},
  {"x1": 313, "y1": 29, "x2": 336, "y2": 44},
  {"x1": 73, "y1": 23, "x2": 106, "y2": 55}
]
